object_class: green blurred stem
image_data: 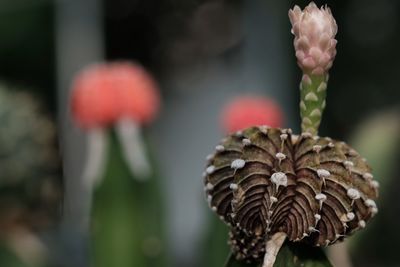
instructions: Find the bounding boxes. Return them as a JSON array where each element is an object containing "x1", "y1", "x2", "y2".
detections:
[
  {"x1": 299, "y1": 74, "x2": 328, "y2": 135},
  {"x1": 91, "y1": 130, "x2": 168, "y2": 267},
  {"x1": 200, "y1": 216, "x2": 230, "y2": 267},
  {"x1": 225, "y1": 242, "x2": 332, "y2": 267}
]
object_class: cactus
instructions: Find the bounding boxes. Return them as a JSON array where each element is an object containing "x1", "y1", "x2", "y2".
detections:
[
  {"x1": 202, "y1": 3, "x2": 379, "y2": 267},
  {"x1": 203, "y1": 127, "x2": 378, "y2": 267},
  {"x1": 70, "y1": 62, "x2": 169, "y2": 267}
]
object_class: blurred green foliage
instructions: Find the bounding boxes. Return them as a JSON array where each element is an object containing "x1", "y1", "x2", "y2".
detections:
[
  {"x1": 0, "y1": 243, "x2": 30, "y2": 267},
  {"x1": 348, "y1": 109, "x2": 400, "y2": 266},
  {"x1": 200, "y1": 216, "x2": 230, "y2": 267}
]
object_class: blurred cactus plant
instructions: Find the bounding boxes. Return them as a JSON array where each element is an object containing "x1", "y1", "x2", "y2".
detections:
[
  {"x1": 70, "y1": 62, "x2": 168, "y2": 267},
  {"x1": 349, "y1": 109, "x2": 400, "y2": 190},
  {"x1": 347, "y1": 109, "x2": 400, "y2": 266},
  {"x1": 0, "y1": 84, "x2": 62, "y2": 267}
]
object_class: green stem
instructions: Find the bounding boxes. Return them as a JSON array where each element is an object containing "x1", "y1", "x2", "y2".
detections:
[
  {"x1": 91, "y1": 130, "x2": 169, "y2": 267},
  {"x1": 299, "y1": 74, "x2": 328, "y2": 135},
  {"x1": 200, "y1": 216, "x2": 230, "y2": 267},
  {"x1": 225, "y1": 242, "x2": 333, "y2": 267}
]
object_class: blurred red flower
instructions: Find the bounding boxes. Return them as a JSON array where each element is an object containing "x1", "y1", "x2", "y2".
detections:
[
  {"x1": 71, "y1": 62, "x2": 160, "y2": 128},
  {"x1": 111, "y1": 62, "x2": 160, "y2": 125},
  {"x1": 221, "y1": 95, "x2": 284, "y2": 133}
]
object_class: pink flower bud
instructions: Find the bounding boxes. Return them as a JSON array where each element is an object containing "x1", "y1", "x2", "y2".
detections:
[
  {"x1": 71, "y1": 62, "x2": 160, "y2": 129},
  {"x1": 221, "y1": 95, "x2": 284, "y2": 134},
  {"x1": 289, "y1": 2, "x2": 337, "y2": 75}
]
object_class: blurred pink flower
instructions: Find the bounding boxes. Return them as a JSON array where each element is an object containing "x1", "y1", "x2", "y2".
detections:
[
  {"x1": 71, "y1": 62, "x2": 160, "y2": 128},
  {"x1": 220, "y1": 95, "x2": 284, "y2": 134},
  {"x1": 289, "y1": 2, "x2": 338, "y2": 75},
  {"x1": 112, "y1": 62, "x2": 160, "y2": 125},
  {"x1": 71, "y1": 64, "x2": 119, "y2": 128}
]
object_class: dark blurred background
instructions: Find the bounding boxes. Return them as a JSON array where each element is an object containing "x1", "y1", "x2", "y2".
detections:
[
  {"x1": 2, "y1": 0, "x2": 399, "y2": 137},
  {"x1": 0, "y1": 0, "x2": 399, "y2": 266}
]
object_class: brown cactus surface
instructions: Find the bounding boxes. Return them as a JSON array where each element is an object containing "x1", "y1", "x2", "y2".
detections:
[{"x1": 203, "y1": 126, "x2": 378, "y2": 262}]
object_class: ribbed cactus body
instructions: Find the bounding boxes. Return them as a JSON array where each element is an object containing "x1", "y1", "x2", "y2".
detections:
[{"x1": 204, "y1": 126, "x2": 378, "y2": 262}]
